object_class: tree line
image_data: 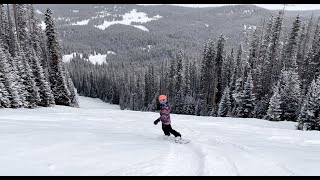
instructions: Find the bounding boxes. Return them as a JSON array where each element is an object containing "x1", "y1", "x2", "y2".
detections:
[
  {"x1": 0, "y1": 4, "x2": 78, "y2": 109},
  {"x1": 67, "y1": 10, "x2": 320, "y2": 130}
]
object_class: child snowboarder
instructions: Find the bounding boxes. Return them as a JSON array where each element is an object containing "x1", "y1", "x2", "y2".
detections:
[{"x1": 154, "y1": 95, "x2": 182, "y2": 143}]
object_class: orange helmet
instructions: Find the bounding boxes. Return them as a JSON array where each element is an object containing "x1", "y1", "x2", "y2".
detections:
[{"x1": 158, "y1": 95, "x2": 167, "y2": 102}]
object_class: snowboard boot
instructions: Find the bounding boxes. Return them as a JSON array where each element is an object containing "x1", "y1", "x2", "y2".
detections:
[
  {"x1": 163, "y1": 135, "x2": 170, "y2": 140},
  {"x1": 175, "y1": 136, "x2": 182, "y2": 143}
]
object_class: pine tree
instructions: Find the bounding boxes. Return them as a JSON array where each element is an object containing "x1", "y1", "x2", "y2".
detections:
[
  {"x1": 265, "y1": 11, "x2": 284, "y2": 97},
  {"x1": 63, "y1": 64, "x2": 79, "y2": 107},
  {"x1": 222, "y1": 48, "x2": 234, "y2": 92},
  {"x1": 297, "y1": 76, "x2": 320, "y2": 130},
  {"x1": 6, "y1": 4, "x2": 18, "y2": 57},
  {"x1": 198, "y1": 41, "x2": 215, "y2": 116},
  {"x1": 183, "y1": 59, "x2": 191, "y2": 98},
  {"x1": 0, "y1": 78, "x2": 10, "y2": 108},
  {"x1": 206, "y1": 41, "x2": 216, "y2": 115},
  {"x1": 168, "y1": 57, "x2": 176, "y2": 102},
  {"x1": 280, "y1": 68, "x2": 302, "y2": 121},
  {"x1": 174, "y1": 51, "x2": 184, "y2": 114},
  {"x1": 283, "y1": 14, "x2": 301, "y2": 70},
  {"x1": 236, "y1": 72, "x2": 255, "y2": 118},
  {"x1": 297, "y1": 14, "x2": 313, "y2": 77},
  {"x1": 0, "y1": 4, "x2": 9, "y2": 50},
  {"x1": 148, "y1": 94, "x2": 158, "y2": 112},
  {"x1": 28, "y1": 4, "x2": 53, "y2": 106},
  {"x1": 14, "y1": 4, "x2": 41, "y2": 107},
  {"x1": 265, "y1": 82, "x2": 282, "y2": 121},
  {"x1": 0, "y1": 44, "x2": 11, "y2": 108},
  {"x1": 119, "y1": 88, "x2": 125, "y2": 110},
  {"x1": 303, "y1": 17, "x2": 320, "y2": 95},
  {"x1": 232, "y1": 77, "x2": 243, "y2": 116},
  {"x1": 235, "y1": 44, "x2": 243, "y2": 80},
  {"x1": 248, "y1": 27, "x2": 261, "y2": 70},
  {"x1": 217, "y1": 86, "x2": 232, "y2": 117},
  {"x1": 45, "y1": 8, "x2": 72, "y2": 106},
  {"x1": 212, "y1": 34, "x2": 226, "y2": 114},
  {"x1": 296, "y1": 22, "x2": 307, "y2": 74},
  {"x1": 0, "y1": 44, "x2": 21, "y2": 108},
  {"x1": 13, "y1": 49, "x2": 27, "y2": 107},
  {"x1": 298, "y1": 16, "x2": 312, "y2": 95},
  {"x1": 259, "y1": 16, "x2": 274, "y2": 97},
  {"x1": 22, "y1": 51, "x2": 39, "y2": 108}
]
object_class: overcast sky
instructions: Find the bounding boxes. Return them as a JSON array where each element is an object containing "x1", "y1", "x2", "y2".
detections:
[{"x1": 138, "y1": 4, "x2": 320, "y2": 11}]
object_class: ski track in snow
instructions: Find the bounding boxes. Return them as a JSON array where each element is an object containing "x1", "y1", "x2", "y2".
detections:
[
  {"x1": 1, "y1": 96, "x2": 320, "y2": 175},
  {"x1": 178, "y1": 120, "x2": 296, "y2": 176}
]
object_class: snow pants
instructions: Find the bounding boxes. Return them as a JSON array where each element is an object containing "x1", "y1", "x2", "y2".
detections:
[{"x1": 162, "y1": 123, "x2": 181, "y2": 137}]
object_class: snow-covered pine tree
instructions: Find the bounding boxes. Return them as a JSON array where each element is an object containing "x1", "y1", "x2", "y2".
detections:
[
  {"x1": 28, "y1": 4, "x2": 54, "y2": 107},
  {"x1": 296, "y1": 18, "x2": 311, "y2": 77},
  {"x1": 265, "y1": 11, "x2": 284, "y2": 97},
  {"x1": 148, "y1": 94, "x2": 158, "y2": 112},
  {"x1": 63, "y1": 65, "x2": 79, "y2": 107},
  {"x1": 280, "y1": 68, "x2": 302, "y2": 121},
  {"x1": 248, "y1": 27, "x2": 261, "y2": 70},
  {"x1": 144, "y1": 65, "x2": 155, "y2": 109},
  {"x1": 297, "y1": 76, "x2": 320, "y2": 130},
  {"x1": 183, "y1": 59, "x2": 191, "y2": 99},
  {"x1": 0, "y1": 43, "x2": 22, "y2": 108},
  {"x1": 6, "y1": 4, "x2": 17, "y2": 57},
  {"x1": 119, "y1": 88, "x2": 125, "y2": 110},
  {"x1": 168, "y1": 56, "x2": 176, "y2": 105},
  {"x1": 0, "y1": 4, "x2": 9, "y2": 50},
  {"x1": 206, "y1": 41, "x2": 216, "y2": 115},
  {"x1": 259, "y1": 16, "x2": 274, "y2": 97},
  {"x1": 232, "y1": 77, "x2": 243, "y2": 116},
  {"x1": 265, "y1": 82, "x2": 282, "y2": 121},
  {"x1": 14, "y1": 4, "x2": 40, "y2": 108},
  {"x1": 182, "y1": 59, "x2": 195, "y2": 115},
  {"x1": 235, "y1": 44, "x2": 243, "y2": 80},
  {"x1": 29, "y1": 47, "x2": 55, "y2": 107},
  {"x1": 212, "y1": 34, "x2": 226, "y2": 114},
  {"x1": 174, "y1": 51, "x2": 184, "y2": 114},
  {"x1": 21, "y1": 51, "x2": 39, "y2": 108},
  {"x1": 1, "y1": 6, "x2": 22, "y2": 107},
  {"x1": 198, "y1": 41, "x2": 215, "y2": 116},
  {"x1": 0, "y1": 77, "x2": 10, "y2": 108},
  {"x1": 283, "y1": 14, "x2": 301, "y2": 70},
  {"x1": 45, "y1": 8, "x2": 72, "y2": 106},
  {"x1": 0, "y1": 45, "x2": 11, "y2": 108},
  {"x1": 296, "y1": 22, "x2": 306, "y2": 68},
  {"x1": 303, "y1": 17, "x2": 320, "y2": 95},
  {"x1": 217, "y1": 86, "x2": 232, "y2": 117},
  {"x1": 221, "y1": 48, "x2": 234, "y2": 92},
  {"x1": 236, "y1": 71, "x2": 255, "y2": 118}
]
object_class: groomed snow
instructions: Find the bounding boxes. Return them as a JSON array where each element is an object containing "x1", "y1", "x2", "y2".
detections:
[{"x1": 1, "y1": 96, "x2": 320, "y2": 175}]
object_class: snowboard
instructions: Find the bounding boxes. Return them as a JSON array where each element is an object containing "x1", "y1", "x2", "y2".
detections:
[
  {"x1": 160, "y1": 136, "x2": 191, "y2": 144},
  {"x1": 175, "y1": 138, "x2": 191, "y2": 144}
]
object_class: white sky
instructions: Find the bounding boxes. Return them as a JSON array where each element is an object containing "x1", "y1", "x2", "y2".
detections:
[{"x1": 138, "y1": 4, "x2": 320, "y2": 11}]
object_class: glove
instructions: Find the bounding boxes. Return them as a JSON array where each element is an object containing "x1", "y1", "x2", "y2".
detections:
[{"x1": 154, "y1": 118, "x2": 160, "y2": 125}]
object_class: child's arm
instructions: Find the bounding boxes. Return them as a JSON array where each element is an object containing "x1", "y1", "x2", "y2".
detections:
[{"x1": 154, "y1": 118, "x2": 160, "y2": 125}]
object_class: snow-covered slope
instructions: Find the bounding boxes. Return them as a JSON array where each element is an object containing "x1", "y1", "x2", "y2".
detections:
[
  {"x1": 94, "y1": 9, "x2": 162, "y2": 31},
  {"x1": 0, "y1": 96, "x2": 320, "y2": 175},
  {"x1": 63, "y1": 52, "x2": 116, "y2": 65}
]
